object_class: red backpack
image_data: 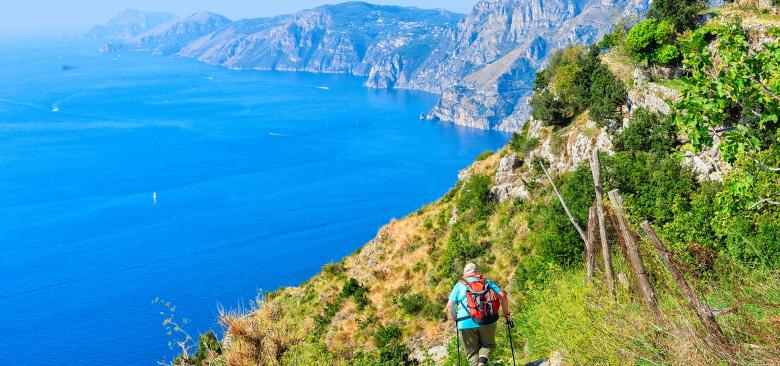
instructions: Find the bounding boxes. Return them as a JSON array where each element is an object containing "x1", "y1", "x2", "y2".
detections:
[{"x1": 458, "y1": 273, "x2": 501, "y2": 325}]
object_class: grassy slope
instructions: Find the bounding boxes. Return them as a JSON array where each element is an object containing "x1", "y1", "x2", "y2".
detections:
[{"x1": 183, "y1": 5, "x2": 780, "y2": 365}]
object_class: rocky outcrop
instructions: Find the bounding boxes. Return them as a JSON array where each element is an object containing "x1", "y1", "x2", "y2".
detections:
[{"x1": 86, "y1": 9, "x2": 175, "y2": 41}]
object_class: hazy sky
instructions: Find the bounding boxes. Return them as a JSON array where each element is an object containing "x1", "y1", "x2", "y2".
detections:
[{"x1": 0, "y1": 0, "x2": 480, "y2": 33}]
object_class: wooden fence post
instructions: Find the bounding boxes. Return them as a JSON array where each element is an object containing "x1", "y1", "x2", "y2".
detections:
[
  {"x1": 640, "y1": 221, "x2": 732, "y2": 354},
  {"x1": 608, "y1": 190, "x2": 659, "y2": 316},
  {"x1": 586, "y1": 203, "x2": 597, "y2": 284},
  {"x1": 590, "y1": 149, "x2": 615, "y2": 296}
]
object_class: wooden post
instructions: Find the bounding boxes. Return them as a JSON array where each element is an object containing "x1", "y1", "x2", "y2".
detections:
[
  {"x1": 539, "y1": 161, "x2": 587, "y2": 243},
  {"x1": 640, "y1": 221, "x2": 732, "y2": 354},
  {"x1": 609, "y1": 190, "x2": 659, "y2": 316},
  {"x1": 586, "y1": 203, "x2": 597, "y2": 283},
  {"x1": 590, "y1": 149, "x2": 615, "y2": 296}
]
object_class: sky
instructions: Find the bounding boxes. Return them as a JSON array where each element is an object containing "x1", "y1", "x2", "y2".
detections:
[{"x1": 0, "y1": 0, "x2": 480, "y2": 33}]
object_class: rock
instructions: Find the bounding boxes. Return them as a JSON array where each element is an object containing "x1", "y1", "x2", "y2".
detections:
[
  {"x1": 458, "y1": 168, "x2": 473, "y2": 182},
  {"x1": 449, "y1": 205, "x2": 458, "y2": 226},
  {"x1": 683, "y1": 149, "x2": 728, "y2": 182},
  {"x1": 541, "y1": 351, "x2": 568, "y2": 366},
  {"x1": 496, "y1": 154, "x2": 522, "y2": 182},
  {"x1": 492, "y1": 153, "x2": 529, "y2": 201}
]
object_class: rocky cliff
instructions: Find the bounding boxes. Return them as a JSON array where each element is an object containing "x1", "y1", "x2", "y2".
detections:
[{"x1": 94, "y1": 0, "x2": 651, "y2": 132}]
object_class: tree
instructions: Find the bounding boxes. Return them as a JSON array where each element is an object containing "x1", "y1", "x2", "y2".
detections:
[
  {"x1": 675, "y1": 20, "x2": 780, "y2": 163},
  {"x1": 648, "y1": 0, "x2": 706, "y2": 32},
  {"x1": 624, "y1": 19, "x2": 680, "y2": 65},
  {"x1": 589, "y1": 64, "x2": 627, "y2": 127}
]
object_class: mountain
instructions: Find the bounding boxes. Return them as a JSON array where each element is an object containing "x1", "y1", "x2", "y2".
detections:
[
  {"x1": 93, "y1": 0, "x2": 650, "y2": 131},
  {"x1": 179, "y1": 2, "x2": 463, "y2": 87},
  {"x1": 86, "y1": 9, "x2": 175, "y2": 40},
  {"x1": 423, "y1": 0, "x2": 650, "y2": 131},
  {"x1": 100, "y1": 11, "x2": 232, "y2": 54}
]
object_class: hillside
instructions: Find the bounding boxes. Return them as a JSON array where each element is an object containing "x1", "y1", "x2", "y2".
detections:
[
  {"x1": 91, "y1": 0, "x2": 651, "y2": 132},
  {"x1": 160, "y1": 1, "x2": 780, "y2": 365}
]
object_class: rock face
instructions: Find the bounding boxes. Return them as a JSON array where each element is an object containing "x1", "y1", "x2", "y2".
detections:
[
  {"x1": 86, "y1": 9, "x2": 175, "y2": 41},
  {"x1": 93, "y1": 0, "x2": 651, "y2": 132},
  {"x1": 426, "y1": 0, "x2": 650, "y2": 131}
]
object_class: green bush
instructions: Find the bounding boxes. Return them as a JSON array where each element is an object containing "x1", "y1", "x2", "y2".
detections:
[
  {"x1": 589, "y1": 64, "x2": 627, "y2": 127},
  {"x1": 648, "y1": 0, "x2": 706, "y2": 32},
  {"x1": 613, "y1": 109, "x2": 677, "y2": 155},
  {"x1": 625, "y1": 19, "x2": 680, "y2": 66},
  {"x1": 475, "y1": 150, "x2": 494, "y2": 161},
  {"x1": 456, "y1": 174, "x2": 495, "y2": 221},
  {"x1": 340, "y1": 278, "x2": 370, "y2": 310},
  {"x1": 373, "y1": 324, "x2": 417, "y2": 366},
  {"x1": 509, "y1": 124, "x2": 539, "y2": 155}
]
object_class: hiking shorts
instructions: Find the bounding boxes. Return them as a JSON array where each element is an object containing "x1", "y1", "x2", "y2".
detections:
[{"x1": 459, "y1": 324, "x2": 497, "y2": 366}]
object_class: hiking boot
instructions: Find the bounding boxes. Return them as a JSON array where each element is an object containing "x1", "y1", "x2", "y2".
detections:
[{"x1": 477, "y1": 356, "x2": 488, "y2": 366}]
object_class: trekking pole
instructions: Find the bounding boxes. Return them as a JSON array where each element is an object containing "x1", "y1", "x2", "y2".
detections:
[
  {"x1": 455, "y1": 319, "x2": 462, "y2": 366},
  {"x1": 506, "y1": 317, "x2": 517, "y2": 366}
]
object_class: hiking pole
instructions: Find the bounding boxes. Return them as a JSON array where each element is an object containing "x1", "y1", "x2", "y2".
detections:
[
  {"x1": 506, "y1": 317, "x2": 517, "y2": 366},
  {"x1": 455, "y1": 319, "x2": 462, "y2": 366}
]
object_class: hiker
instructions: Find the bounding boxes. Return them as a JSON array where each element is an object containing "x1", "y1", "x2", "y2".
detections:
[{"x1": 447, "y1": 263, "x2": 511, "y2": 366}]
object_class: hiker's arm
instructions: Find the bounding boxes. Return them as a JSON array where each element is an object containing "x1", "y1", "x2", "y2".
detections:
[
  {"x1": 499, "y1": 290, "x2": 511, "y2": 318},
  {"x1": 446, "y1": 299, "x2": 456, "y2": 321}
]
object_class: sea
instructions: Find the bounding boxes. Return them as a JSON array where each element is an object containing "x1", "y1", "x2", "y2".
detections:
[{"x1": 0, "y1": 38, "x2": 508, "y2": 365}]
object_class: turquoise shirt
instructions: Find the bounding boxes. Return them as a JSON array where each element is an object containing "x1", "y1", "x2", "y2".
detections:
[{"x1": 449, "y1": 277, "x2": 502, "y2": 329}]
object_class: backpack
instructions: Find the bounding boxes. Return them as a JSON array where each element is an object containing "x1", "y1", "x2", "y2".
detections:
[{"x1": 458, "y1": 273, "x2": 501, "y2": 325}]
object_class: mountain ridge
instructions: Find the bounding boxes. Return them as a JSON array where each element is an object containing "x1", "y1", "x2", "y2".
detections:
[{"x1": 90, "y1": 0, "x2": 649, "y2": 131}]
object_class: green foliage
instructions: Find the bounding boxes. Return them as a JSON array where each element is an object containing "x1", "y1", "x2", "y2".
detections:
[
  {"x1": 189, "y1": 331, "x2": 222, "y2": 366},
  {"x1": 372, "y1": 324, "x2": 417, "y2": 366},
  {"x1": 613, "y1": 109, "x2": 678, "y2": 155},
  {"x1": 340, "y1": 278, "x2": 370, "y2": 310},
  {"x1": 515, "y1": 164, "x2": 595, "y2": 291},
  {"x1": 648, "y1": 0, "x2": 706, "y2": 32},
  {"x1": 676, "y1": 20, "x2": 780, "y2": 164},
  {"x1": 475, "y1": 150, "x2": 494, "y2": 161},
  {"x1": 394, "y1": 292, "x2": 443, "y2": 320},
  {"x1": 624, "y1": 19, "x2": 680, "y2": 65},
  {"x1": 603, "y1": 152, "x2": 697, "y2": 224},
  {"x1": 529, "y1": 89, "x2": 569, "y2": 126},
  {"x1": 589, "y1": 63, "x2": 628, "y2": 127},
  {"x1": 530, "y1": 45, "x2": 625, "y2": 127},
  {"x1": 456, "y1": 174, "x2": 495, "y2": 222},
  {"x1": 509, "y1": 123, "x2": 539, "y2": 155}
]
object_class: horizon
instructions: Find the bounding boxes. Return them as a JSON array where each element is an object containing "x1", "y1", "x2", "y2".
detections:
[{"x1": 0, "y1": 0, "x2": 479, "y2": 34}]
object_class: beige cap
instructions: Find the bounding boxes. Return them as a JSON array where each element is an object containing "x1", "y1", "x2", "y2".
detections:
[{"x1": 463, "y1": 263, "x2": 478, "y2": 276}]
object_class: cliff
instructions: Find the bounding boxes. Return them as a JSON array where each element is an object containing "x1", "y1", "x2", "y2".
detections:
[{"x1": 92, "y1": 0, "x2": 652, "y2": 132}]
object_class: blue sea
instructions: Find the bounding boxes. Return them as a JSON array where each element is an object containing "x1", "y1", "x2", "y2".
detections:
[{"x1": 0, "y1": 38, "x2": 508, "y2": 365}]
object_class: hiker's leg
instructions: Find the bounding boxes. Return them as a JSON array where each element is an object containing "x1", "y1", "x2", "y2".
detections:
[
  {"x1": 476, "y1": 324, "x2": 497, "y2": 365},
  {"x1": 460, "y1": 328, "x2": 481, "y2": 366}
]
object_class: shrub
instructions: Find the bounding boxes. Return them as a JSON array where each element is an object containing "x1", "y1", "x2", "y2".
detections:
[
  {"x1": 530, "y1": 89, "x2": 569, "y2": 126},
  {"x1": 340, "y1": 278, "x2": 370, "y2": 310},
  {"x1": 589, "y1": 64, "x2": 627, "y2": 127},
  {"x1": 613, "y1": 109, "x2": 677, "y2": 155},
  {"x1": 624, "y1": 19, "x2": 680, "y2": 65},
  {"x1": 456, "y1": 174, "x2": 495, "y2": 221},
  {"x1": 509, "y1": 123, "x2": 539, "y2": 155},
  {"x1": 373, "y1": 325, "x2": 417, "y2": 366},
  {"x1": 475, "y1": 150, "x2": 493, "y2": 161},
  {"x1": 648, "y1": 0, "x2": 706, "y2": 32}
]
